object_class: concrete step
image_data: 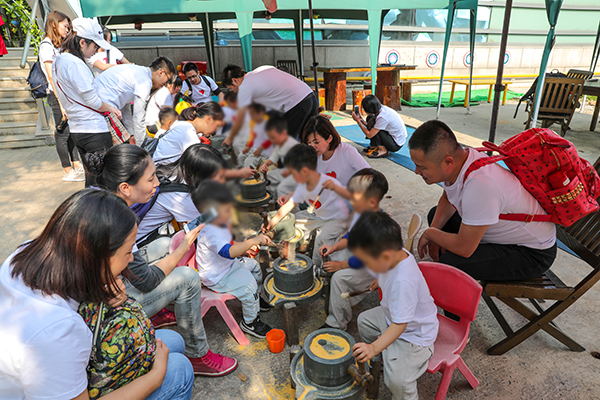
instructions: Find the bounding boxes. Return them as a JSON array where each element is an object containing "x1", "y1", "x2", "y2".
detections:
[
  {"x1": 0, "y1": 77, "x2": 29, "y2": 88},
  {"x1": 0, "y1": 121, "x2": 38, "y2": 136},
  {"x1": 5, "y1": 48, "x2": 27, "y2": 58},
  {"x1": 0, "y1": 109, "x2": 39, "y2": 123},
  {"x1": 0, "y1": 98, "x2": 37, "y2": 111},
  {"x1": 0, "y1": 134, "x2": 50, "y2": 150},
  {"x1": 0, "y1": 56, "x2": 36, "y2": 68},
  {"x1": 0, "y1": 67, "x2": 30, "y2": 78},
  {"x1": 0, "y1": 87, "x2": 32, "y2": 99}
]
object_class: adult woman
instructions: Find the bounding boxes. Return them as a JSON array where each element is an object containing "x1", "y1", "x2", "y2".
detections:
[
  {"x1": 303, "y1": 115, "x2": 370, "y2": 186},
  {"x1": 38, "y1": 10, "x2": 83, "y2": 182},
  {"x1": 84, "y1": 144, "x2": 238, "y2": 377},
  {"x1": 352, "y1": 94, "x2": 408, "y2": 159},
  {"x1": 145, "y1": 76, "x2": 183, "y2": 129},
  {"x1": 53, "y1": 18, "x2": 122, "y2": 187},
  {"x1": 153, "y1": 102, "x2": 224, "y2": 165},
  {"x1": 0, "y1": 189, "x2": 193, "y2": 399}
]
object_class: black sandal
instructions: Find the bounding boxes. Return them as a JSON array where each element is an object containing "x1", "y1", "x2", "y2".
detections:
[
  {"x1": 368, "y1": 150, "x2": 389, "y2": 159},
  {"x1": 363, "y1": 146, "x2": 377, "y2": 154}
]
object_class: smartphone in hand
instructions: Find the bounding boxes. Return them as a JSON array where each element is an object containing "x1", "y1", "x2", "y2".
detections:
[
  {"x1": 354, "y1": 105, "x2": 360, "y2": 115},
  {"x1": 184, "y1": 207, "x2": 218, "y2": 233}
]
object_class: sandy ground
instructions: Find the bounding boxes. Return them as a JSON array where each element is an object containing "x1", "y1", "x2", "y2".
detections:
[{"x1": 1, "y1": 104, "x2": 599, "y2": 399}]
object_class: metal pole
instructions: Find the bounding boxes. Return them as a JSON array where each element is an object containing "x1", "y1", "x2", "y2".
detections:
[
  {"x1": 20, "y1": 0, "x2": 40, "y2": 69},
  {"x1": 308, "y1": 0, "x2": 319, "y2": 93},
  {"x1": 488, "y1": 0, "x2": 513, "y2": 143},
  {"x1": 205, "y1": 13, "x2": 216, "y2": 79},
  {"x1": 591, "y1": 20, "x2": 600, "y2": 72}
]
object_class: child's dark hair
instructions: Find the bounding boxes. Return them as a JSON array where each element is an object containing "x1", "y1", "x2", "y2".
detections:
[
  {"x1": 249, "y1": 102, "x2": 266, "y2": 113},
  {"x1": 284, "y1": 144, "x2": 317, "y2": 171},
  {"x1": 348, "y1": 212, "x2": 403, "y2": 257},
  {"x1": 362, "y1": 95, "x2": 382, "y2": 115},
  {"x1": 158, "y1": 107, "x2": 178, "y2": 126},
  {"x1": 222, "y1": 64, "x2": 246, "y2": 86},
  {"x1": 192, "y1": 180, "x2": 235, "y2": 212},
  {"x1": 179, "y1": 101, "x2": 224, "y2": 122},
  {"x1": 348, "y1": 168, "x2": 389, "y2": 201},
  {"x1": 265, "y1": 111, "x2": 287, "y2": 133},
  {"x1": 302, "y1": 115, "x2": 341, "y2": 151},
  {"x1": 172, "y1": 76, "x2": 183, "y2": 88},
  {"x1": 224, "y1": 90, "x2": 237, "y2": 103}
]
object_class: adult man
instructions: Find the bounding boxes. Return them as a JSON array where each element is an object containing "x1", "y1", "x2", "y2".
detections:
[
  {"x1": 409, "y1": 120, "x2": 557, "y2": 281},
  {"x1": 96, "y1": 56, "x2": 175, "y2": 145},
  {"x1": 221, "y1": 64, "x2": 319, "y2": 145},
  {"x1": 181, "y1": 62, "x2": 223, "y2": 105}
]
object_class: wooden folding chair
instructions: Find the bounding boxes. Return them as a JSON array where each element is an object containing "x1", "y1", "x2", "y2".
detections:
[
  {"x1": 525, "y1": 77, "x2": 585, "y2": 137},
  {"x1": 566, "y1": 69, "x2": 594, "y2": 80},
  {"x1": 481, "y1": 157, "x2": 600, "y2": 355},
  {"x1": 276, "y1": 59, "x2": 303, "y2": 80}
]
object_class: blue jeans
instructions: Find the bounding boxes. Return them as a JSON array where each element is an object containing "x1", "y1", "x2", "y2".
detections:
[{"x1": 147, "y1": 330, "x2": 194, "y2": 400}]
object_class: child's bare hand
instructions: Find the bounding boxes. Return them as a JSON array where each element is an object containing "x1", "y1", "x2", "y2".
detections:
[
  {"x1": 260, "y1": 164, "x2": 269, "y2": 174},
  {"x1": 277, "y1": 193, "x2": 292, "y2": 206},
  {"x1": 352, "y1": 342, "x2": 376, "y2": 363},
  {"x1": 253, "y1": 147, "x2": 264, "y2": 157},
  {"x1": 254, "y1": 234, "x2": 272, "y2": 246},
  {"x1": 319, "y1": 244, "x2": 335, "y2": 257},
  {"x1": 242, "y1": 146, "x2": 250, "y2": 154},
  {"x1": 351, "y1": 112, "x2": 360, "y2": 122},
  {"x1": 322, "y1": 180, "x2": 336, "y2": 191},
  {"x1": 369, "y1": 279, "x2": 379, "y2": 291},
  {"x1": 323, "y1": 261, "x2": 345, "y2": 273}
]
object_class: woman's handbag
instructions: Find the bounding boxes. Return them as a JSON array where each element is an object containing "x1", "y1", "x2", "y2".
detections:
[
  {"x1": 103, "y1": 111, "x2": 131, "y2": 145},
  {"x1": 78, "y1": 296, "x2": 156, "y2": 399}
]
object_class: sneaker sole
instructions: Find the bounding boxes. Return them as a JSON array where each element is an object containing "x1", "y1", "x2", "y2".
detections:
[
  {"x1": 193, "y1": 359, "x2": 238, "y2": 377},
  {"x1": 63, "y1": 178, "x2": 85, "y2": 182},
  {"x1": 152, "y1": 321, "x2": 178, "y2": 329},
  {"x1": 240, "y1": 322, "x2": 268, "y2": 339}
]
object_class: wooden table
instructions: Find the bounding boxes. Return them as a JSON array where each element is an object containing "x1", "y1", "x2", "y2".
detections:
[
  {"x1": 449, "y1": 79, "x2": 512, "y2": 108},
  {"x1": 582, "y1": 80, "x2": 600, "y2": 132},
  {"x1": 311, "y1": 65, "x2": 417, "y2": 111}
]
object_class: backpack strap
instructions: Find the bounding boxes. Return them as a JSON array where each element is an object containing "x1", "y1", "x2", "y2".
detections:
[
  {"x1": 463, "y1": 154, "x2": 506, "y2": 183},
  {"x1": 201, "y1": 74, "x2": 222, "y2": 96}
]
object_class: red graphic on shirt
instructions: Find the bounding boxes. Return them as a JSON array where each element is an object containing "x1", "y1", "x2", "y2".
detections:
[
  {"x1": 230, "y1": 240, "x2": 235, "y2": 245},
  {"x1": 326, "y1": 171, "x2": 337, "y2": 178},
  {"x1": 308, "y1": 199, "x2": 322, "y2": 209},
  {"x1": 199, "y1": 89, "x2": 205, "y2": 95}
]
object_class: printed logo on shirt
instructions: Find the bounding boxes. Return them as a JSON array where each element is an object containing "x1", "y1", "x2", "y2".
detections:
[
  {"x1": 326, "y1": 171, "x2": 337, "y2": 179},
  {"x1": 308, "y1": 199, "x2": 322, "y2": 210},
  {"x1": 199, "y1": 89, "x2": 205, "y2": 96}
]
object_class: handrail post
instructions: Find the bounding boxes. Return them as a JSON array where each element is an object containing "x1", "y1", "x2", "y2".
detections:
[{"x1": 20, "y1": 0, "x2": 40, "y2": 69}]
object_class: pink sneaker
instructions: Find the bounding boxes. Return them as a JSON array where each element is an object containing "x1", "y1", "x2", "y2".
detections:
[
  {"x1": 188, "y1": 350, "x2": 238, "y2": 377},
  {"x1": 150, "y1": 308, "x2": 177, "y2": 329}
]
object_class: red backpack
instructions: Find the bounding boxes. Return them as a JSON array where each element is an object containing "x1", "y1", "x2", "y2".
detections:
[{"x1": 464, "y1": 128, "x2": 600, "y2": 227}]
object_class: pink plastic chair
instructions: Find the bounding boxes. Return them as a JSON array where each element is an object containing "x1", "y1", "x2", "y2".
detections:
[
  {"x1": 169, "y1": 231, "x2": 249, "y2": 346},
  {"x1": 418, "y1": 262, "x2": 482, "y2": 400}
]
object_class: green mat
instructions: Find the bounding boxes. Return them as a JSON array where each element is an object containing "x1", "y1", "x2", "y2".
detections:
[{"x1": 402, "y1": 88, "x2": 523, "y2": 108}]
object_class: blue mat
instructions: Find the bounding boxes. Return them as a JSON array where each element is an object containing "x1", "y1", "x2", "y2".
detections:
[{"x1": 337, "y1": 124, "x2": 577, "y2": 258}]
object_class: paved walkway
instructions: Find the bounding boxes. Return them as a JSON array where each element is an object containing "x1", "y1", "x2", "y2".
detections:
[{"x1": 1, "y1": 109, "x2": 599, "y2": 399}]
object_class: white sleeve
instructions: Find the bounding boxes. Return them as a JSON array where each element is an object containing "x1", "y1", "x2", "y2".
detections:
[
  {"x1": 38, "y1": 41, "x2": 54, "y2": 64},
  {"x1": 203, "y1": 230, "x2": 231, "y2": 254},
  {"x1": 133, "y1": 95, "x2": 147, "y2": 138},
  {"x1": 460, "y1": 176, "x2": 505, "y2": 226},
  {"x1": 373, "y1": 113, "x2": 388, "y2": 131},
  {"x1": 269, "y1": 146, "x2": 280, "y2": 163},
  {"x1": 388, "y1": 279, "x2": 419, "y2": 324},
  {"x1": 207, "y1": 76, "x2": 219, "y2": 92},
  {"x1": 181, "y1": 81, "x2": 190, "y2": 95},
  {"x1": 181, "y1": 132, "x2": 201, "y2": 152},
  {"x1": 162, "y1": 193, "x2": 200, "y2": 223},
  {"x1": 291, "y1": 185, "x2": 307, "y2": 204},
  {"x1": 345, "y1": 145, "x2": 370, "y2": 174},
  {"x1": 112, "y1": 47, "x2": 125, "y2": 61},
  {"x1": 21, "y1": 317, "x2": 91, "y2": 400},
  {"x1": 237, "y1": 86, "x2": 252, "y2": 109}
]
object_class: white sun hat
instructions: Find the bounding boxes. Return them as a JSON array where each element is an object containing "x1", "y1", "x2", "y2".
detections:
[{"x1": 71, "y1": 18, "x2": 111, "y2": 50}]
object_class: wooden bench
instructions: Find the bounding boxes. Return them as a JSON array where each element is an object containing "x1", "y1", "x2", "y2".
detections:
[
  {"x1": 449, "y1": 79, "x2": 512, "y2": 108},
  {"x1": 481, "y1": 157, "x2": 600, "y2": 355}
]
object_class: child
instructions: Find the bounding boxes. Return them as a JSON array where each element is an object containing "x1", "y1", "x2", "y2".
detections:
[
  {"x1": 89, "y1": 26, "x2": 130, "y2": 76},
  {"x1": 259, "y1": 113, "x2": 298, "y2": 199},
  {"x1": 319, "y1": 168, "x2": 388, "y2": 330},
  {"x1": 352, "y1": 94, "x2": 407, "y2": 159},
  {"x1": 192, "y1": 181, "x2": 274, "y2": 338},
  {"x1": 216, "y1": 90, "x2": 238, "y2": 136},
  {"x1": 239, "y1": 103, "x2": 272, "y2": 168},
  {"x1": 264, "y1": 144, "x2": 349, "y2": 266},
  {"x1": 348, "y1": 212, "x2": 439, "y2": 400},
  {"x1": 155, "y1": 107, "x2": 178, "y2": 138}
]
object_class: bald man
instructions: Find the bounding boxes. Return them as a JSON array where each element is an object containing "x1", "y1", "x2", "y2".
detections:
[{"x1": 409, "y1": 120, "x2": 556, "y2": 282}]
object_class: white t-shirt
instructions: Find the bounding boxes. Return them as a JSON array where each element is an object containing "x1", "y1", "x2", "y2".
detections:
[
  {"x1": 444, "y1": 148, "x2": 556, "y2": 250},
  {"x1": 145, "y1": 86, "x2": 172, "y2": 127},
  {"x1": 0, "y1": 250, "x2": 92, "y2": 400},
  {"x1": 53, "y1": 53, "x2": 107, "y2": 133},
  {"x1": 238, "y1": 66, "x2": 313, "y2": 112},
  {"x1": 89, "y1": 45, "x2": 125, "y2": 76},
  {"x1": 317, "y1": 143, "x2": 370, "y2": 186},
  {"x1": 195, "y1": 224, "x2": 235, "y2": 286},
  {"x1": 269, "y1": 136, "x2": 298, "y2": 164},
  {"x1": 181, "y1": 76, "x2": 219, "y2": 105},
  {"x1": 153, "y1": 120, "x2": 200, "y2": 164},
  {"x1": 38, "y1": 38, "x2": 58, "y2": 92},
  {"x1": 292, "y1": 173, "x2": 349, "y2": 220},
  {"x1": 373, "y1": 250, "x2": 439, "y2": 347},
  {"x1": 373, "y1": 105, "x2": 408, "y2": 147},
  {"x1": 96, "y1": 64, "x2": 153, "y2": 109},
  {"x1": 216, "y1": 106, "x2": 236, "y2": 136},
  {"x1": 136, "y1": 191, "x2": 199, "y2": 243},
  {"x1": 247, "y1": 120, "x2": 272, "y2": 157}
]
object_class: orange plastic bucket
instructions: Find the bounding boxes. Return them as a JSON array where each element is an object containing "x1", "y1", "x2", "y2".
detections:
[{"x1": 266, "y1": 329, "x2": 286, "y2": 353}]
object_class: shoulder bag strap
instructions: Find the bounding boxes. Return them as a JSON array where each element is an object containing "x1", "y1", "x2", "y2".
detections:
[{"x1": 90, "y1": 303, "x2": 105, "y2": 363}]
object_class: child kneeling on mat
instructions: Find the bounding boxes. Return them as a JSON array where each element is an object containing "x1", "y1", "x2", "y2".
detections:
[
  {"x1": 192, "y1": 181, "x2": 274, "y2": 338},
  {"x1": 349, "y1": 212, "x2": 439, "y2": 400}
]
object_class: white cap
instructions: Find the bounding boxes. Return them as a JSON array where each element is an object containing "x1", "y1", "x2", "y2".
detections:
[{"x1": 71, "y1": 18, "x2": 111, "y2": 50}]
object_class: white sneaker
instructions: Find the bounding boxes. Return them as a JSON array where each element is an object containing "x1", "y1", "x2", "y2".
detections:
[{"x1": 63, "y1": 169, "x2": 85, "y2": 182}]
